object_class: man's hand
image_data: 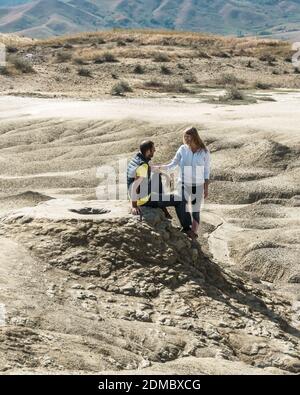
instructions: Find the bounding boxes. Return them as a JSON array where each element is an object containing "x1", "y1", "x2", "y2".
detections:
[
  {"x1": 131, "y1": 206, "x2": 141, "y2": 215},
  {"x1": 131, "y1": 201, "x2": 141, "y2": 216}
]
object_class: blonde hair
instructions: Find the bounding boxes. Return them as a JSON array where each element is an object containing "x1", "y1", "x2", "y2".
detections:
[{"x1": 183, "y1": 127, "x2": 207, "y2": 151}]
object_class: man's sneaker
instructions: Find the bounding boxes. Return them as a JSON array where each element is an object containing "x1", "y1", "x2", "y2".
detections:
[{"x1": 162, "y1": 208, "x2": 172, "y2": 220}]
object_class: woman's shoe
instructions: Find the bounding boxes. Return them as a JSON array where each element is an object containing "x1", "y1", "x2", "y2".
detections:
[{"x1": 186, "y1": 230, "x2": 198, "y2": 240}]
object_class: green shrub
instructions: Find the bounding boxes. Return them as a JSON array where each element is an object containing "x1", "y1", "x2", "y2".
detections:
[
  {"x1": 184, "y1": 73, "x2": 197, "y2": 83},
  {"x1": 223, "y1": 87, "x2": 245, "y2": 101},
  {"x1": 10, "y1": 56, "x2": 34, "y2": 73},
  {"x1": 198, "y1": 50, "x2": 211, "y2": 59},
  {"x1": 214, "y1": 51, "x2": 231, "y2": 58},
  {"x1": 94, "y1": 52, "x2": 118, "y2": 63},
  {"x1": 161, "y1": 65, "x2": 172, "y2": 75},
  {"x1": 133, "y1": 64, "x2": 145, "y2": 74},
  {"x1": 74, "y1": 57, "x2": 88, "y2": 65},
  {"x1": 219, "y1": 73, "x2": 240, "y2": 86},
  {"x1": 153, "y1": 52, "x2": 170, "y2": 62},
  {"x1": 144, "y1": 79, "x2": 164, "y2": 88},
  {"x1": 0, "y1": 66, "x2": 10, "y2": 76},
  {"x1": 56, "y1": 51, "x2": 72, "y2": 63},
  {"x1": 78, "y1": 67, "x2": 92, "y2": 77},
  {"x1": 144, "y1": 79, "x2": 190, "y2": 93},
  {"x1": 6, "y1": 46, "x2": 18, "y2": 54},
  {"x1": 163, "y1": 81, "x2": 190, "y2": 93},
  {"x1": 259, "y1": 54, "x2": 276, "y2": 62},
  {"x1": 111, "y1": 81, "x2": 133, "y2": 96},
  {"x1": 117, "y1": 40, "x2": 126, "y2": 47},
  {"x1": 259, "y1": 54, "x2": 276, "y2": 65},
  {"x1": 255, "y1": 81, "x2": 271, "y2": 90},
  {"x1": 63, "y1": 43, "x2": 73, "y2": 49}
]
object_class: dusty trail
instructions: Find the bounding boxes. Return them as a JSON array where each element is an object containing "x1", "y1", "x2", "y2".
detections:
[{"x1": 1, "y1": 93, "x2": 300, "y2": 140}]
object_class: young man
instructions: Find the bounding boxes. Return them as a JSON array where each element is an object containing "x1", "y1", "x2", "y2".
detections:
[{"x1": 127, "y1": 140, "x2": 191, "y2": 234}]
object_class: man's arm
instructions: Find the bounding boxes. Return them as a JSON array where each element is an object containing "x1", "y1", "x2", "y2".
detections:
[
  {"x1": 130, "y1": 163, "x2": 149, "y2": 215},
  {"x1": 130, "y1": 176, "x2": 143, "y2": 215}
]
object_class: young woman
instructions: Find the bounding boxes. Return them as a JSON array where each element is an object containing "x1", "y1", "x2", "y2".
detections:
[{"x1": 154, "y1": 127, "x2": 210, "y2": 240}]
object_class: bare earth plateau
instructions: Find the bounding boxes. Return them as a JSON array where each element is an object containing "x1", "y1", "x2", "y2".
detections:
[{"x1": 0, "y1": 88, "x2": 299, "y2": 375}]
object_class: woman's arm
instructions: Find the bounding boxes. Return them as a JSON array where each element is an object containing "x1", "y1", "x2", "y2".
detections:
[
  {"x1": 204, "y1": 150, "x2": 211, "y2": 199},
  {"x1": 204, "y1": 150, "x2": 211, "y2": 180},
  {"x1": 154, "y1": 146, "x2": 183, "y2": 172}
]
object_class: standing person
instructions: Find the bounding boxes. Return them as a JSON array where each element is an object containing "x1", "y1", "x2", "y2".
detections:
[
  {"x1": 153, "y1": 127, "x2": 211, "y2": 240},
  {"x1": 127, "y1": 140, "x2": 191, "y2": 232}
]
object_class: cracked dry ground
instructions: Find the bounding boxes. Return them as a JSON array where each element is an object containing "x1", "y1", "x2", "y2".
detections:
[{"x1": 0, "y1": 207, "x2": 299, "y2": 375}]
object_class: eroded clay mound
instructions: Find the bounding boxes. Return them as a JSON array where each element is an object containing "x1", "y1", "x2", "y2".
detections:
[
  {"x1": 0, "y1": 200, "x2": 299, "y2": 374},
  {"x1": 224, "y1": 200, "x2": 300, "y2": 285}
]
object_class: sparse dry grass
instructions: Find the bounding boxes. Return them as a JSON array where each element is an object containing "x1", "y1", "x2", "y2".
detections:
[
  {"x1": 56, "y1": 50, "x2": 72, "y2": 63},
  {"x1": 144, "y1": 79, "x2": 164, "y2": 88},
  {"x1": 0, "y1": 29, "x2": 297, "y2": 98},
  {"x1": 33, "y1": 29, "x2": 289, "y2": 56},
  {"x1": 143, "y1": 79, "x2": 190, "y2": 93},
  {"x1": 0, "y1": 33, "x2": 33, "y2": 46}
]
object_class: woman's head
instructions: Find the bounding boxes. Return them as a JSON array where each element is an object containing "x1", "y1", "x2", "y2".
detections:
[{"x1": 183, "y1": 127, "x2": 207, "y2": 151}]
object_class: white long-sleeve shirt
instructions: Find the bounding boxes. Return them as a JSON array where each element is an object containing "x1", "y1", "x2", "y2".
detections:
[{"x1": 160, "y1": 144, "x2": 211, "y2": 185}]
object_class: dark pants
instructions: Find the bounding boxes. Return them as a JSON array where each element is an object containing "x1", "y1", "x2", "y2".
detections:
[
  {"x1": 144, "y1": 192, "x2": 191, "y2": 231},
  {"x1": 143, "y1": 174, "x2": 191, "y2": 231},
  {"x1": 182, "y1": 184, "x2": 203, "y2": 234}
]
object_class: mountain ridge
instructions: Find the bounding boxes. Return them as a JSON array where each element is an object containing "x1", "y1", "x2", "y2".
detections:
[{"x1": 0, "y1": 0, "x2": 300, "y2": 39}]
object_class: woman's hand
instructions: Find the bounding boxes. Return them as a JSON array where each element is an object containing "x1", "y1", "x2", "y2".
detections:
[{"x1": 151, "y1": 165, "x2": 162, "y2": 173}]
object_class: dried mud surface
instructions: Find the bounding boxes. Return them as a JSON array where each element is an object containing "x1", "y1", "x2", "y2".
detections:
[{"x1": 0, "y1": 93, "x2": 299, "y2": 374}]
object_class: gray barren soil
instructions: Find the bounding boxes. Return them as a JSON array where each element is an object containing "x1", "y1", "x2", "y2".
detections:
[{"x1": 0, "y1": 93, "x2": 299, "y2": 374}]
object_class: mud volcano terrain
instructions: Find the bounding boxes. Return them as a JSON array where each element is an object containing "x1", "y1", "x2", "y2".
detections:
[{"x1": 0, "y1": 94, "x2": 299, "y2": 374}]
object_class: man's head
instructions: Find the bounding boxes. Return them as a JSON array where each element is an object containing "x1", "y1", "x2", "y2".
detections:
[{"x1": 140, "y1": 140, "x2": 155, "y2": 160}]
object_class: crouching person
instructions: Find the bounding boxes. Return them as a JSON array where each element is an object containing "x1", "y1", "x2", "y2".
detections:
[{"x1": 127, "y1": 140, "x2": 191, "y2": 235}]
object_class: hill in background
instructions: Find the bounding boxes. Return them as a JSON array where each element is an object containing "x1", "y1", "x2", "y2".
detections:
[{"x1": 0, "y1": 0, "x2": 300, "y2": 39}]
